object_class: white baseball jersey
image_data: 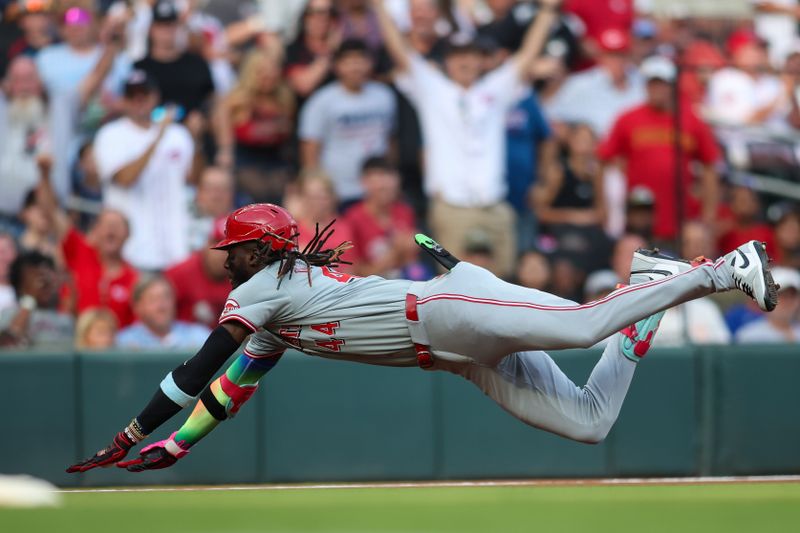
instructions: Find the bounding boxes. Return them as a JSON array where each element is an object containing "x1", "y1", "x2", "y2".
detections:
[{"x1": 219, "y1": 261, "x2": 417, "y2": 366}]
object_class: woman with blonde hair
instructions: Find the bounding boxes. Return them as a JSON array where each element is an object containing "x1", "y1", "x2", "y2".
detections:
[
  {"x1": 218, "y1": 47, "x2": 296, "y2": 205},
  {"x1": 74, "y1": 307, "x2": 118, "y2": 350}
]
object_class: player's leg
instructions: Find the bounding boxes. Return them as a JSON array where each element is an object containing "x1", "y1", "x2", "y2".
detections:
[
  {"x1": 416, "y1": 241, "x2": 774, "y2": 366},
  {"x1": 437, "y1": 313, "x2": 663, "y2": 444}
]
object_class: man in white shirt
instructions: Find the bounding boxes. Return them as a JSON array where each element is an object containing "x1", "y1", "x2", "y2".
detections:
[
  {"x1": 706, "y1": 31, "x2": 787, "y2": 128},
  {"x1": 299, "y1": 39, "x2": 397, "y2": 205},
  {"x1": 94, "y1": 70, "x2": 195, "y2": 271},
  {"x1": 373, "y1": 0, "x2": 561, "y2": 279},
  {"x1": 546, "y1": 27, "x2": 645, "y2": 137},
  {"x1": 752, "y1": 0, "x2": 800, "y2": 67}
]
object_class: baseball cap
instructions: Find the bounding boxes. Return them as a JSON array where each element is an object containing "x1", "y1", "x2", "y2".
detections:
[
  {"x1": 152, "y1": 0, "x2": 179, "y2": 23},
  {"x1": 63, "y1": 6, "x2": 91, "y2": 26},
  {"x1": 444, "y1": 33, "x2": 484, "y2": 57},
  {"x1": 771, "y1": 267, "x2": 800, "y2": 293},
  {"x1": 596, "y1": 28, "x2": 631, "y2": 53},
  {"x1": 640, "y1": 55, "x2": 676, "y2": 82},
  {"x1": 726, "y1": 28, "x2": 766, "y2": 57},
  {"x1": 123, "y1": 69, "x2": 158, "y2": 96},
  {"x1": 627, "y1": 186, "x2": 655, "y2": 208},
  {"x1": 584, "y1": 270, "x2": 622, "y2": 298}
]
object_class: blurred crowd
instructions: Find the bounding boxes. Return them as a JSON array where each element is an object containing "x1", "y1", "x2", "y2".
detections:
[{"x1": 2, "y1": 0, "x2": 800, "y2": 352}]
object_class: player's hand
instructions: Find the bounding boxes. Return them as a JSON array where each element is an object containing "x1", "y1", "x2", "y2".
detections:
[
  {"x1": 116, "y1": 432, "x2": 188, "y2": 472},
  {"x1": 66, "y1": 431, "x2": 135, "y2": 473}
]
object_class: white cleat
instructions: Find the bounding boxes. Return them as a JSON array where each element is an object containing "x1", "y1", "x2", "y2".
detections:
[
  {"x1": 724, "y1": 240, "x2": 779, "y2": 312},
  {"x1": 629, "y1": 248, "x2": 708, "y2": 285}
]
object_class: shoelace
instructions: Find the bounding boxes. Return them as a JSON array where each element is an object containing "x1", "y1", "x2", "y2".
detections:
[{"x1": 733, "y1": 275, "x2": 755, "y2": 299}]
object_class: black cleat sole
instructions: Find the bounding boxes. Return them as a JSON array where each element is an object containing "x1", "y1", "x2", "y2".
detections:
[{"x1": 753, "y1": 241, "x2": 779, "y2": 312}]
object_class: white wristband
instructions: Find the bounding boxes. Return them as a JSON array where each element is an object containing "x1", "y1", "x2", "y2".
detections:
[{"x1": 19, "y1": 295, "x2": 37, "y2": 312}]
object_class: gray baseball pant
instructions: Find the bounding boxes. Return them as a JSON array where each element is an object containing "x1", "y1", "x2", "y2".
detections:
[{"x1": 405, "y1": 261, "x2": 731, "y2": 442}]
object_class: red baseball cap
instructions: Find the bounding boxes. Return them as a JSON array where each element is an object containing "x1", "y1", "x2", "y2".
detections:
[
  {"x1": 726, "y1": 29, "x2": 766, "y2": 57},
  {"x1": 597, "y1": 28, "x2": 631, "y2": 53}
]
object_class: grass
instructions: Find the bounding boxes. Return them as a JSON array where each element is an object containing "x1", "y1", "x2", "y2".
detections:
[{"x1": 3, "y1": 482, "x2": 800, "y2": 533}]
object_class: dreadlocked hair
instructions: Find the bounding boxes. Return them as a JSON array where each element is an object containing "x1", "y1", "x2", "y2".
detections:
[{"x1": 255, "y1": 219, "x2": 353, "y2": 287}]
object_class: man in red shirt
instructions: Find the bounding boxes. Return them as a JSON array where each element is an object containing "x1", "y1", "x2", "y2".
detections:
[
  {"x1": 164, "y1": 218, "x2": 230, "y2": 329},
  {"x1": 343, "y1": 157, "x2": 422, "y2": 279},
  {"x1": 61, "y1": 210, "x2": 138, "y2": 327},
  {"x1": 718, "y1": 185, "x2": 776, "y2": 256},
  {"x1": 598, "y1": 55, "x2": 721, "y2": 244},
  {"x1": 564, "y1": 0, "x2": 634, "y2": 47}
]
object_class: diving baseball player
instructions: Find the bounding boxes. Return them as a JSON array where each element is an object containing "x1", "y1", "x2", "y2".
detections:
[{"x1": 67, "y1": 204, "x2": 777, "y2": 472}]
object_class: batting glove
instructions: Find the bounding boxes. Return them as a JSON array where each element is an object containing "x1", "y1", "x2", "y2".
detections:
[
  {"x1": 66, "y1": 431, "x2": 135, "y2": 473},
  {"x1": 117, "y1": 432, "x2": 189, "y2": 472}
]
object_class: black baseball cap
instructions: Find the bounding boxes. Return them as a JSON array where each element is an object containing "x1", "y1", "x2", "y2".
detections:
[
  {"x1": 124, "y1": 69, "x2": 158, "y2": 96},
  {"x1": 152, "y1": 0, "x2": 179, "y2": 23},
  {"x1": 444, "y1": 34, "x2": 484, "y2": 57}
]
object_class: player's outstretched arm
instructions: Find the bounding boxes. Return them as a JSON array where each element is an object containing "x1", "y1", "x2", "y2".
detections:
[
  {"x1": 66, "y1": 322, "x2": 251, "y2": 473},
  {"x1": 117, "y1": 351, "x2": 282, "y2": 472}
]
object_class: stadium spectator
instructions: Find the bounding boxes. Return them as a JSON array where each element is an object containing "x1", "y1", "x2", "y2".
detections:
[
  {"x1": 563, "y1": 0, "x2": 634, "y2": 56},
  {"x1": 680, "y1": 40, "x2": 726, "y2": 110},
  {"x1": 74, "y1": 307, "x2": 118, "y2": 350},
  {"x1": 752, "y1": 0, "x2": 800, "y2": 68},
  {"x1": 188, "y1": 166, "x2": 235, "y2": 252},
  {"x1": 6, "y1": 0, "x2": 56, "y2": 62},
  {"x1": 0, "y1": 233, "x2": 18, "y2": 314},
  {"x1": 289, "y1": 170, "x2": 357, "y2": 269},
  {"x1": 165, "y1": 218, "x2": 230, "y2": 330},
  {"x1": 339, "y1": 0, "x2": 383, "y2": 52},
  {"x1": 17, "y1": 190, "x2": 60, "y2": 261},
  {"x1": 284, "y1": 0, "x2": 341, "y2": 99},
  {"x1": 547, "y1": 27, "x2": 644, "y2": 136},
  {"x1": 533, "y1": 123, "x2": 610, "y2": 274},
  {"x1": 219, "y1": 48, "x2": 295, "y2": 205},
  {"x1": 375, "y1": 0, "x2": 560, "y2": 279},
  {"x1": 36, "y1": 161, "x2": 138, "y2": 327},
  {"x1": 717, "y1": 186, "x2": 777, "y2": 257},
  {"x1": 117, "y1": 275, "x2": 211, "y2": 350},
  {"x1": 772, "y1": 205, "x2": 800, "y2": 269},
  {"x1": 476, "y1": 0, "x2": 582, "y2": 72},
  {"x1": 134, "y1": 0, "x2": 216, "y2": 115},
  {"x1": 35, "y1": 4, "x2": 130, "y2": 203},
  {"x1": 706, "y1": 30, "x2": 786, "y2": 128},
  {"x1": 93, "y1": 69, "x2": 195, "y2": 272},
  {"x1": 654, "y1": 221, "x2": 731, "y2": 347},
  {"x1": 624, "y1": 186, "x2": 656, "y2": 241},
  {"x1": 504, "y1": 71, "x2": 554, "y2": 252},
  {"x1": 343, "y1": 157, "x2": 421, "y2": 279},
  {"x1": 0, "y1": 55, "x2": 49, "y2": 234},
  {"x1": 599, "y1": 56, "x2": 721, "y2": 244},
  {"x1": 515, "y1": 248, "x2": 552, "y2": 290},
  {"x1": 736, "y1": 266, "x2": 800, "y2": 343},
  {"x1": 299, "y1": 38, "x2": 396, "y2": 207},
  {"x1": 0, "y1": 251, "x2": 74, "y2": 349}
]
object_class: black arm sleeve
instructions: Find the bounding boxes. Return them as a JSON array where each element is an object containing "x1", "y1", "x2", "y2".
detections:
[{"x1": 135, "y1": 326, "x2": 241, "y2": 434}]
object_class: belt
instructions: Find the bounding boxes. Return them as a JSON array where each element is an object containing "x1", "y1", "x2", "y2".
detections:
[{"x1": 405, "y1": 293, "x2": 434, "y2": 369}]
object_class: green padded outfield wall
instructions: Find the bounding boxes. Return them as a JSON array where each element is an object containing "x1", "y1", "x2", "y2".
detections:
[{"x1": 0, "y1": 346, "x2": 798, "y2": 487}]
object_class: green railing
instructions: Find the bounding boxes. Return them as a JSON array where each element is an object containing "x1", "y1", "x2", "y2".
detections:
[{"x1": 2, "y1": 345, "x2": 798, "y2": 487}]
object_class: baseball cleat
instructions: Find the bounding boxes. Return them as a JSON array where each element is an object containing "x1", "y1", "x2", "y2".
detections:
[
  {"x1": 629, "y1": 248, "x2": 710, "y2": 284},
  {"x1": 619, "y1": 310, "x2": 666, "y2": 362},
  {"x1": 415, "y1": 234, "x2": 461, "y2": 271},
  {"x1": 724, "y1": 240, "x2": 778, "y2": 312}
]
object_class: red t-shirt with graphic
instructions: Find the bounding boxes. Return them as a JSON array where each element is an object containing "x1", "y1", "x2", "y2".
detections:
[{"x1": 598, "y1": 104, "x2": 721, "y2": 239}]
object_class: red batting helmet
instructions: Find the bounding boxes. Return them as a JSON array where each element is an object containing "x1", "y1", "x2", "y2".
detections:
[{"x1": 212, "y1": 203, "x2": 299, "y2": 252}]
